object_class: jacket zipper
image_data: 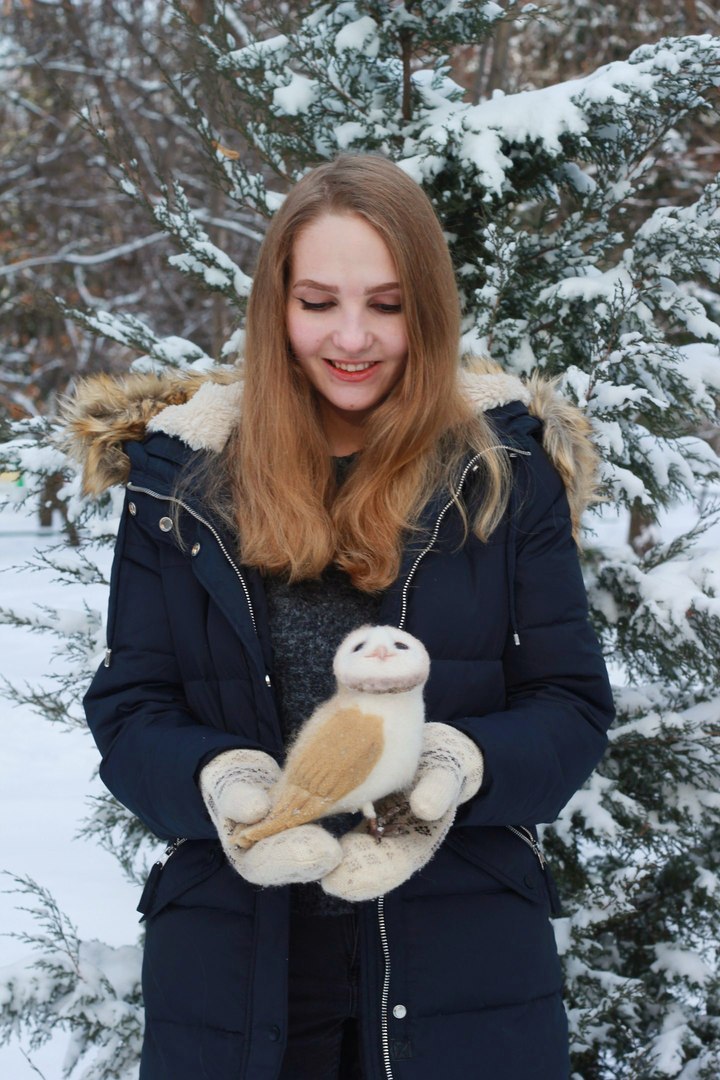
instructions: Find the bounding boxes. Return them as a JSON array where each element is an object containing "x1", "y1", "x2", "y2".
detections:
[
  {"x1": 125, "y1": 482, "x2": 259, "y2": 636},
  {"x1": 398, "y1": 446, "x2": 530, "y2": 631},
  {"x1": 160, "y1": 836, "x2": 187, "y2": 864},
  {"x1": 506, "y1": 825, "x2": 546, "y2": 868},
  {"x1": 379, "y1": 444, "x2": 530, "y2": 1076},
  {"x1": 378, "y1": 896, "x2": 393, "y2": 1080},
  {"x1": 137, "y1": 836, "x2": 188, "y2": 912},
  {"x1": 124, "y1": 482, "x2": 265, "y2": 874}
]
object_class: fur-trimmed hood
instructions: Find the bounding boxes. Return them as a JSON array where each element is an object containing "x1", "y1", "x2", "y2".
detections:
[{"x1": 62, "y1": 359, "x2": 599, "y2": 538}]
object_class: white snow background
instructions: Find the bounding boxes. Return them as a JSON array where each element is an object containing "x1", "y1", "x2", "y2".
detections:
[
  {"x1": 1, "y1": 480, "x2": 718, "y2": 1078},
  {"x1": 0, "y1": 491, "x2": 139, "y2": 1079}
]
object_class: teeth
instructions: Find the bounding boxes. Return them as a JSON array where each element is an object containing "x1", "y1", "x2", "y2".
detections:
[{"x1": 330, "y1": 360, "x2": 376, "y2": 372}]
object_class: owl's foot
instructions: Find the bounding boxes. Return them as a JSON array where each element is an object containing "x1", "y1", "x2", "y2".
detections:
[
  {"x1": 367, "y1": 816, "x2": 383, "y2": 844},
  {"x1": 369, "y1": 799, "x2": 406, "y2": 840},
  {"x1": 322, "y1": 799, "x2": 456, "y2": 902}
]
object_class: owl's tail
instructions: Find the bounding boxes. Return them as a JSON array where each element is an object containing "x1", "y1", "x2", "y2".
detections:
[{"x1": 229, "y1": 783, "x2": 334, "y2": 849}]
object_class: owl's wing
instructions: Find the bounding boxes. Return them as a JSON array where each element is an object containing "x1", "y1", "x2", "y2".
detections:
[
  {"x1": 287, "y1": 705, "x2": 384, "y2": 804},
  {"x1": 230, "y1": 706, "x2": 386, "y2": 847}
]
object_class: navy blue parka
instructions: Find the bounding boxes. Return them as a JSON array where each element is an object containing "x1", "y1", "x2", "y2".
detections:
[{"x1": 79, "y1": 371, "x2": 615, "y2": 1080}]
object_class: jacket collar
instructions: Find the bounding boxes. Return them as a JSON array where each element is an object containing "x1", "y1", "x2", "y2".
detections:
[{"x1": 63, "y1": 359, "x2": 599, "y2": 541}]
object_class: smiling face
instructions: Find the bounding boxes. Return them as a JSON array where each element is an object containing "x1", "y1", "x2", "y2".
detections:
[{"x1": 286, "y1": 212, "x2": 409, "y2": 454}]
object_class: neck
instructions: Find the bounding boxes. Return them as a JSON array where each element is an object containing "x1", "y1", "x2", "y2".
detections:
[{"x1": 319, "y1": 401, "x2": 368, "y2": 455}]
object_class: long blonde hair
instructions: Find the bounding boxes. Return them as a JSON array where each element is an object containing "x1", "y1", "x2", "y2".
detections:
[{"x1": 231, "y1": 154, "x2": 509, "y2": 591}]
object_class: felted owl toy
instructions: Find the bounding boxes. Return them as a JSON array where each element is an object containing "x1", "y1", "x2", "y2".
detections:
[{"x1": 229, "y1": 625, "x2": 430, "y2": 849}]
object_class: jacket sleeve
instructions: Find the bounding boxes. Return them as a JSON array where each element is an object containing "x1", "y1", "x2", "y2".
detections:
[
  {"x1": 83, "y1": 491, "x2": 270, "y2": 841},
  {"x1": 452, "y1": 442, "x2": 615, "y2": 827}
]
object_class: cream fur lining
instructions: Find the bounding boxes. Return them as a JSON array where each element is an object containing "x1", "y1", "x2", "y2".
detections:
[
  {"x1": 64, "y1": 363, "x2": 600, "y2": 538},
  {"x1": 147, "y1": 379, "x2": 245, "y2": 453},
  {"x1": 146, "y1": 372, "x2": 528, "y2": 453},
  {"x1": 459, "y1": 369, "x2": 531, "y2": 412}
]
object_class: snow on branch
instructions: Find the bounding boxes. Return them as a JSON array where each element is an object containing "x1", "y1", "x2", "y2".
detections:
[
  {"x1": 0, "y1": 876, "x2": 143, "y2": 1080},
  {"x1": 152, "y1": 181, "x2": 253, "y2": 303}
]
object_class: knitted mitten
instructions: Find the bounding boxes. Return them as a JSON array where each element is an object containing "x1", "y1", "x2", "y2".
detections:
[
  {"x1": 321, "y1": 792, "x2": 455, "y2": 902},
  {"x1": 409, "y1": 722, "x2": 484, "y2": 821},
  {"x1": 200, "y1": 748, "x2": 281, "y2": 827},
  {"x1": 321, "y1": 724, "x2": 484, "y2": 902},
  {"x1": 231, "y1": 824, "x2": 343, "y2": 887},
  {"x1": 200, "y1": 749, "x2": 342, "y2": 886}
]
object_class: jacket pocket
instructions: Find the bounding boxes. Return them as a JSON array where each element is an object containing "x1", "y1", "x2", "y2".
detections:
[
  {"x1": 445, "y1": 827, "x2": 549, "y2": 906},
  {"x1": 137, "y1": 839, "x2": 225, "y2": 921}
]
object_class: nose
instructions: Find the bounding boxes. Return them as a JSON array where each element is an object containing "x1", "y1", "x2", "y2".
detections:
[
  {"x1": 367, "y1": 644, "x2": 391, "y2": 661},
  {"x1": 331, "y1": 311, "x2": 373, "y2": 355}
]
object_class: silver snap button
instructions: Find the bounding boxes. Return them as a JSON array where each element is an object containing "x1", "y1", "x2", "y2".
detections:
[
  {"x1": 158, "y1": 516, "x2": 173, "y2": 532},
  {"x1": 265, "y1": 674, "x2": 272, "y2": 687},
  {"x1": 191, "y1": 542, "x2": 201, "y2": 556},
  {"x1": 128, "y1": 502, "x2": 137, "y2": 515},
  {"x1": 392, "y1": 1004, "x2": 407, "y2": 1019}
]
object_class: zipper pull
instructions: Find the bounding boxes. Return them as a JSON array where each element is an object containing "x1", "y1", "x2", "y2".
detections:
[
  {"x1": 136, "y1": 838, "x2": 186, "y2": 918},
  {"x1": 160, "y1": 837, "x2": 186, "y2": 865},
  {"x1": 521, "y1": 826, "x2": 546, "y2": 867},
  {"x1": 508, "y1": 825, "x2": 547, "y2": 868},
  {"x1": 137, "y1": 860, "x2": 164, "y2": 916},
  {"x1": 528, "y1": 834, "x2": 546, "y2": 869}
]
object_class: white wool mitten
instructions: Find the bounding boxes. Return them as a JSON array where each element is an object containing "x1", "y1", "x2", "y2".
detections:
[
  {"x1": 200, "y1": 749, "x2": 342, "y2": 886},
  {"x1": 321, "y1": 792, "x2": 455, "y2": 902},
  {"x1": 321, "y1": 724, "x2": 484, "y2": 902},
  {"x1": 200, "y1": 748, "x2": 281, "y2": 827},
  {"x1": 409, "y1": 722, "x2": 484, "y2": 822},
  {"x1": 231, "y1": 824, "x2": 343, "y2": 887}
]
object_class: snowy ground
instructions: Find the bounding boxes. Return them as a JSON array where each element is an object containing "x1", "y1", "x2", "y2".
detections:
[
  {"x1": 0, "y1": 486, "x2": 718, "y2": 1078},
  {"x1": 0, "y1": 497, "x2": 140, "y2": 1079}
]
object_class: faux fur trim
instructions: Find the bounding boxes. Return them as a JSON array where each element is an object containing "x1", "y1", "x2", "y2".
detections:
[
  {"x1": 459, "y1": 366, "x2": 531, "y2": 411},
  {"x1": 462, "y1": 356, "x2": 600, "y2": 539},
  {"x1": 62, "y1": 361, "x2": 600, "y2": 536},
  {"x1": 147, "y1": 379, "x2": 244, "y2": 452},
  {"x1": 527, "y1": 370, "x2": 600, "y2": 539},
  {"x1": 61, "y1": 369, "x2": 241, "y2": 496}
]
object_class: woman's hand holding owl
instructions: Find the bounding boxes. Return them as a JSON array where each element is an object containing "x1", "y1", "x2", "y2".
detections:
[
  {"x1": 200, "y1": 748, "x2": 282, "y2": 828},
  {"x1": 199, "y1": 723, "x2": 484, "y2": 897},
  {"x1": 200, "y1": 749, "x2": 343, "y2": 886},
  {"x1": 321, "y1": 723, "x2": 484, "y2": 902},
  {"x1": 409, "y1": 722, "x2": 484, "y2": 820}
]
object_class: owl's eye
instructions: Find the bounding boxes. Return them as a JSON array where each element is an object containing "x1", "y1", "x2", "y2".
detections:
[
  {"x1": 394, "y1": 641, "x2": 409, "y2": 650},
  {"x1": 352, "y1": 641, "x2": 366, "y2": 652}
]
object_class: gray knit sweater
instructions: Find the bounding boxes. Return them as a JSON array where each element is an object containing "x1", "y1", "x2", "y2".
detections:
[{"x1": 264, "y1": 454, "x2": 382, "y2": 915}]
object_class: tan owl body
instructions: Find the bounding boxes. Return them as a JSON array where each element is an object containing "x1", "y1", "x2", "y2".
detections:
[{"x1": 230, "y1": 626, "x2": 430, "y2": 849}]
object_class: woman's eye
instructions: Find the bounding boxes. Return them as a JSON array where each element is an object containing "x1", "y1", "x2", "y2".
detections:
[
  {"x1": 374, "y1": 303, "x2": 402, "y2": 314},
  {"x1": 299, "y1": 299, "x2": 333, "y2": 311}
]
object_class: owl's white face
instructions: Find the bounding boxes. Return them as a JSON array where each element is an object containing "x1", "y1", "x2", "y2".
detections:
[{"x1": 333, "y1": 625, "x2": 430, "y2": 693}]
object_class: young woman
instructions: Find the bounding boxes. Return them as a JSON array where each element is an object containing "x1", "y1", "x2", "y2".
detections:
[{"x1": 68, "y1": 154, "x2": 614, "y2": 1080}]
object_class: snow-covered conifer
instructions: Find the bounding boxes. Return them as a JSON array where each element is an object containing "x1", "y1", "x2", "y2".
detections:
[{"x1": 2, "y1": 3, "x2": 719, "y2": 1076}]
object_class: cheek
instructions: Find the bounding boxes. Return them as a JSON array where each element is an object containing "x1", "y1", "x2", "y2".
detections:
[
  {"x1": 287, "y1": 313, "x2": 322, "y2": 359},
  {"x1": 390, "y1": 336, "x2": 409, "y2": 370},
  {"x1": 388, "y1": 323, "x2": 409, "y2": 362}
]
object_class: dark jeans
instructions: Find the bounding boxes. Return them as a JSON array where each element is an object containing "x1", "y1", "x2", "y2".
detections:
[{"x1": 278, "y1": 911, "x2": 363, "y2": 1080}]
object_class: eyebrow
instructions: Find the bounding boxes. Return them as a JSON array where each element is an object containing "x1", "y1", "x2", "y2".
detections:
[{"x1": 292, "y1": 279, "x2": 401, "y2": 295}]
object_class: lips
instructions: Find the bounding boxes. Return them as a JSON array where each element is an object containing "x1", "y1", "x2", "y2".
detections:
[{"x1": 323, "y1": 358, "x2": 380, "y2": 381}]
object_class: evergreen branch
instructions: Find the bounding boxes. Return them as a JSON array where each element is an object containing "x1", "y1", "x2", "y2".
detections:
[{"x1": 18, "y1": 1046, "x2": 49, "y2": 1080}]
